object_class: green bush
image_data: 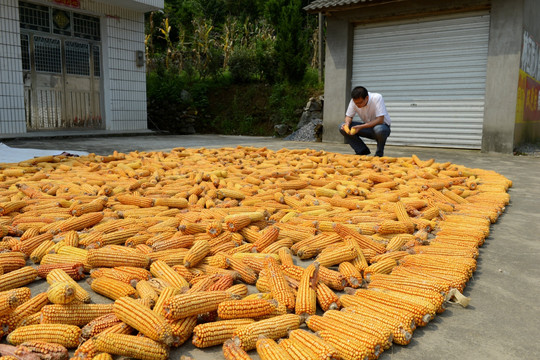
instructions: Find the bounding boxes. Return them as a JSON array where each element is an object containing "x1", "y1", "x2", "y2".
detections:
[{"x1": 228, "y1": 47, "x2": 258, "y2": 83}]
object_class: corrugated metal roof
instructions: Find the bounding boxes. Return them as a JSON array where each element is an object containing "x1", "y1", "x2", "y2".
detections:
[{"x1": 304, "y1": 0, "x2": 374, "y2": 12}]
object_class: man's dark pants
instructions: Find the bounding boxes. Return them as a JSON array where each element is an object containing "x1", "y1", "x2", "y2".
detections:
[{"x1": 339, "y1": 122, "x2": 391, "y2": 157}]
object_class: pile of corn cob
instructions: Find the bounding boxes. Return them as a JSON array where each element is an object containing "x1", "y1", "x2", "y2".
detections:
[{"x1": 0, "y1": 147, "x2": 511, "y2": 360}]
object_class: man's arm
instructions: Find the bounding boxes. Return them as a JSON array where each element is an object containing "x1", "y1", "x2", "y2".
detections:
[{"x1": 351, "y1": 115, "x2": 384, "y2": 131}]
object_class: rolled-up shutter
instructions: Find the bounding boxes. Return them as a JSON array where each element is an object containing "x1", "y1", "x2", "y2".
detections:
[{"x1": 352, "y1": 14, "x2": 490, "y2": 149}]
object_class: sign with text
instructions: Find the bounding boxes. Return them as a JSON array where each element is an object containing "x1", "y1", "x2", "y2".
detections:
[
  {"x1": 517, "y1": 31, "x2": 540, "y2": 123},
  {"x1": 53, "y1": 0, "x2": 80, "y2": 8}
]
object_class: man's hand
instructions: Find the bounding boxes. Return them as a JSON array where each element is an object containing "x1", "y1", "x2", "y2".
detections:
[
  {"x1": 342, "y1": 123, "x2": 351, "y2": 135},
  {"x1": 350, "y1": 125, "x2": 359, "y2": 135}
]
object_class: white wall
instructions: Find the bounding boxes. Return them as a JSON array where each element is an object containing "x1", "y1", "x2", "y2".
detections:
[
  {"x1": 0, "y1": 0, "x2": 26, "y2": 135},
  {"x1": 0, "y1": 0, "x2": 152, "y2": 135}
]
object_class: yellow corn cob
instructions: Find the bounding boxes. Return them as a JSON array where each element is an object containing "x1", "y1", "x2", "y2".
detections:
[
  {"x1": 217, "y1": 299, "x2": 278, "y2": 320},
  {"x1": 92, "y1": 353, "x2": 113, "y2": 360},
  {"x1": 90, "y1": 276, "x2": 138, "y2": 300},
  {"x1": 136, "y1": 279, "x2": 159, "y2": 303},
  {"x1": 315, "y1": 244, "x2": 357, "y2": 268},
  {"x1": 333, "y1": 223, "x2": 386, "y2": 254},
  {"x1": 152, "y1": 286, "x2": 181, "y2": 315},
  {"x1": 288, "y1": 329, "x2": 339, "y2": 360},
  {"x1": 0, "y1": 288, "x2": 31, "y2": 316},
  {"x1": 232, "y1": 314, "x2": 303, "y2": 351},
  {"x1": 352, "y1": 289, "x2": 434, "y2": 327},
  {"x1": 254, "y1": 226, "x2": 280, "y2": 252},
  {"x1": 87, "y1": 247, "x2": 150, "y2": 268},
  {"x1": 153, "y1": 197, "x2": 188, "y2": 208},
  {"x1": 40, "y1": 303, "x2": 115, "y2": 326},
  {"x1": 295, "y1": 262, "x2": 319, "y2": 315},
  {"x1": 70, "y1": 197, "x2": 107, "y2": 216},
  {"x1": 192, "y1": 318, "x2": 255, "y2": 348},
  {"x1": 0, "y1": 292, "x2": 49, "y2": 334},
  {"x1": 46, "y1": 268, "x2": 91, "y2": 303},
  {"x1": 150, "y1": 260, "x2": 190, "y2": 291},
  {"x1": 223, "y1": 338, "x2": 253, "y2": 360},
  {"x1": 338, "y1": 261, "x2": 363, "y2": 288},
  {"x1": 0, "y1": 267, "x2": 38, "y2": 292},
  {"x1": 46, "y1": 281, "x2": 76, "y2": 304},
  {"x1": 29, "y1": 240, "x2": 55, "y2": 264},
  {"x1": 225, "y1": 214, "x2": 252, "y2": 232},
  {"x1": 222, "y1": 255, "x2": 257, "y2": 284},
  {"x1": 56, "y1": 212, "x2": 104, "y2": 233},
  {"x1": 113, "y1": 296, "x2": 174, "y2": 346},
  {"x1": 0, "y1": 200, "x2": 27, "y2": 215},
  {"x1": 91, "y1": 267, "x2": 139, "y2": 287},
  {"x1": 19, "y1": 232, "x2": 54, "y2": 256},
  {"x1": 256, "y1": 337, "x2": 293, "y2": 360},
  {"x1": 116, "y1": 194, "x2": 155, "y2": 208},
  {"x1": 0, "y1": 252, "x2": 27, "y2": 273},
  {"x1": 7, "y1": 324, "x2": 81, "y2": 348},
  {"x1": 218, "y1": 188, "x2": 246, "y2": 200},
  {"x1": 161, "y1": 291, "x2": 238, "y2": 320},
  {"x1": 80, "y1": 313, "x2": 122, "y2": 340},
  {"x1": 183, "y1": 240, "x2": 211, "y2": 268},
  {"x1": 167, "y1": 315, "x2": 197, "y2": 346},
  {"x1": 277, "y1": 247, "x2": 294, "y2": 266},
  {"x1": 317, "y1": 329, "x2": 372, "y2": 360},
  {"x1": 264, "y1": 257, "x2": 296, "y2": 310},
  {"x1": 92, "y1": 333, "x2": 168, "y2": 360},
  {"x1": 278, "y1": 338, "x2": 319, "y2": 360},
  {"x1": 319, "y1": 310, "x2": 393, "y2": 349},
  {"x1": 315, "y1": 282, "x2": 340, "y2": 311},
  {"x1": 227, "y1": 283, "x2": 249, "y2": 297},
  {"x1": 206, "y1": 220, "x2": 223, "y2": 238},
  {"x1": 363, "y1": 258, "x2": 397, "y2": 280}
]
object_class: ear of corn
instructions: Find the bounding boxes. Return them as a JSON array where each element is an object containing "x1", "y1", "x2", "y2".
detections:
[
  {"x1": 232, "y1": 314, "x2": 303, "y2": 351},
  {"x1": 161, "y1": 291, "x2": 238, "y2": 320},
  {"x1": 92, "y1": 333, "x2": 169, "y2": 360},
  {"x1": 295, "y1": 262, "x2": 319, "y2": 315},
  {"x1": 113, "y1": 296, "x2": 174, "y2": 346},
  {"x1": 256, "y1": 337, "x2": 293, "y2": 360},
  {"x1": 46, "y1": 281, "x2": 76, "y2": 304},
  {"x1": 40, "y1": 303, "x2": 115, "y2": 326},
  {"x1": 288, "y1": 328, "x2": 339, "y2": 360},
  {"x1": 192, "y1": 318, "x2": 255, "y2": 348},
  {"x1": 7, "y1": 324, "x2": 81, "y2": 348},
  {"x1": 0, "y1": 267, "x2": 38, "y2": 292},
  {"x1": 223, "y1": 338, "x2": 253, "y2": 360}
]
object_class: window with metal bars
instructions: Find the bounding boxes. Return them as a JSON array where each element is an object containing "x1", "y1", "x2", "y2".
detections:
[
  {"x1": 20, "y1": 34, "x2": 31, "y2": 71},
  {"x1": 19, "y1": 1, "x2": 50, "y2": 32},
  {"x1": 34, "y1": 36, "x2": 62, "y2": 73},
  {"x1": 65, "y1": 41, "x2": 90, "y2": 76},
  {"x1": 74, "y1": 13, "x2": 100, "y2": 41}
]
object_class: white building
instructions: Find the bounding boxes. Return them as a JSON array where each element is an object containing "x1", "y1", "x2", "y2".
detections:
[{"x1": 0, "y1": 0, "x2": 163, "y2": 136}]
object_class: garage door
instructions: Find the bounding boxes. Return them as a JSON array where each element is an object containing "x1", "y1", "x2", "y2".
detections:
[{"x1": 352, "y1": 14, "x2": 490, "y2": 149}]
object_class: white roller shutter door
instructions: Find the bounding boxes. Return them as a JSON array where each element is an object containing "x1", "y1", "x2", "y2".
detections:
[{"x1": 352, "y1": 14, "x2": 490, "y2": 149}]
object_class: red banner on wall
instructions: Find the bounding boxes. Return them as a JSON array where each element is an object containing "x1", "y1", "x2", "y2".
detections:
[
  {"x1": 517, "y1": 69, "x2": 540, "y2": 123},
  {"x1": 53, "y1": 0, "x2": 80, "y2": 8}
]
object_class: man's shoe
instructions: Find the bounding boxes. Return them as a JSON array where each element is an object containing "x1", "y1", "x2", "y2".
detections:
[{"x1": 358, "y1": 149, "x2": 371, "y2": 156}]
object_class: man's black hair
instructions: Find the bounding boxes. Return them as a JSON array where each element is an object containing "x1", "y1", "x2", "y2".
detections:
[{"x1": 351, "y1": 86, "x2": 368, "y2": 99}]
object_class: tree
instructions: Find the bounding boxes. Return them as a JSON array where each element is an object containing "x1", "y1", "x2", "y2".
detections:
[{"x1": 270, "y1": 0, "x2": 310, "y2": 83}]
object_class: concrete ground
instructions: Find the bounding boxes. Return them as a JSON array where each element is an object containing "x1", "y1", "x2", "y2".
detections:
[{"x1": 2, "y1": 132, "x2": 540, "y2": 360}]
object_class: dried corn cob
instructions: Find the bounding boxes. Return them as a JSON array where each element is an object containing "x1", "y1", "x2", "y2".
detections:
[
  {"x1": 192, "y1": 318, "x2": 255, "y2": 348},
  {"x1": 150, "y1": 260, "x2": 190, "y2": 291},
  {"x1": 223, "y1": 338, "x2": 253, "y2": 360},
  {"x1": 288, "y1": 329, "x2": 339, "y2": 360},
  {"x1": 0, "y1": 288, "x2": 31, "y2": 317},
  {"x1": 37, "y1": 263, "x2": 85, "y2": 281},
  {"x1": 16, "y1": 340, "x2": 69, "y2": 360},
  {"x1": 92, "y1": 333, "x2": 168, "y2": 360},
  {"x1": 232, "y1": 314, "x2": 303, "y2": 351},
  {"x1": 278, "y1": 338, "x2": 319, "y2": 360},
  {"x1": 183, "y1": 240, "x2": 211, "y2": 268},
  {"x1": 7, "y1": 324, "x2": 81, "y2": 348},
  {"x1": 40, "y1": 303, "x2": 115, "y2": 326},
  {"x1": 162, "y1": 291, "x2": 238, "y2": 320},
  {"x1": 46, "y1": 281, "x2": 76, "y2": 304},
  {"x1": 217, "y1": 299, "x2": 278, "y2": 320},
  {"x1": 295, "y1": 262, "x2": 319, "y2": 316},
  {"x1": 265, "y1": 257, "x2": 296, "y2": 310},
  {"x1": 89, "y1": 277, "x2": 138, "y2": 301},
  {"x1": 0, "y1": 267, "x2": 38, "y2": 292},
  {"x1": 113, "y1": 296, "x2": 174, "y2": 346},
  {"x1": 80, "y1": 313, "x2": 122, "y2": 340},
  {"x1": 256, "y1": 337, "x2": 292, "y2": 360},
  {"x1": 0, "y1": 292, "x2": 49, "y2": 334},
  {"x1": 87, "y1": 247, "x2": 150, "y2": 268}
]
